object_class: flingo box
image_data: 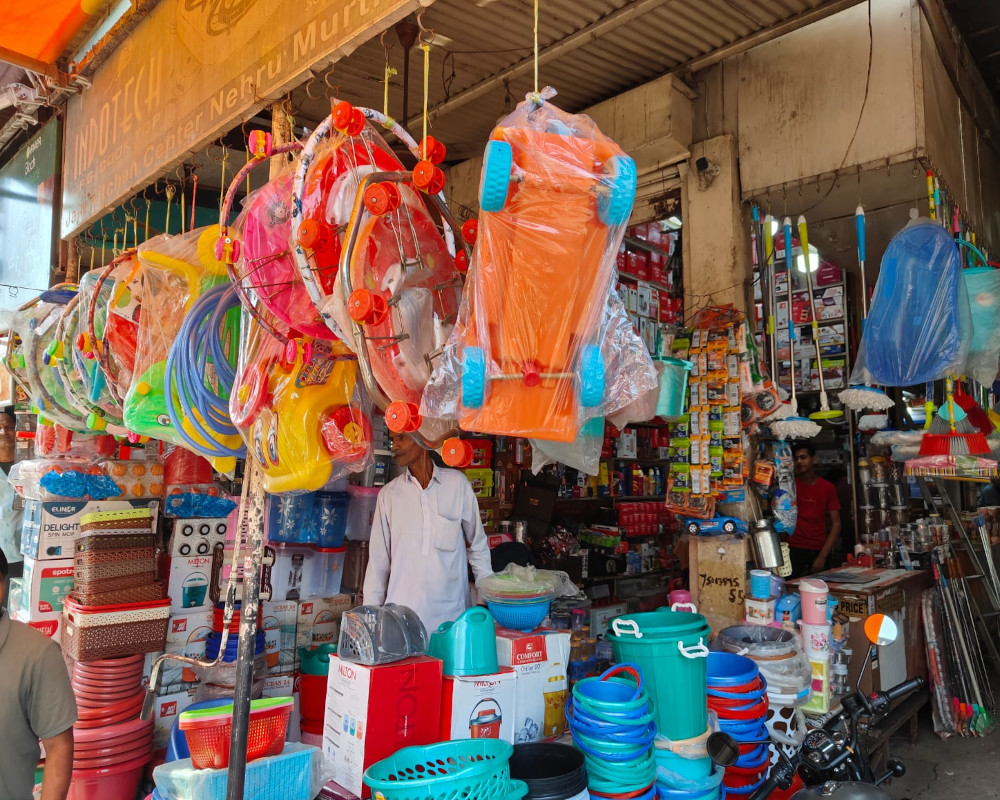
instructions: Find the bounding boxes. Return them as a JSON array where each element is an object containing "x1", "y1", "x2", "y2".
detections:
[
  {"x1": 323, "y1": 655, "x2": 442, "y2": 799},
  {"x1": 495, "y1": 628, "x2": 570, "y2": 742}
]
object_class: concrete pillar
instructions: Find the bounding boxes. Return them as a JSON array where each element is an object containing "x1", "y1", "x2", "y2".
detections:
[{"x1": 682, "y1": 133, "x2": 751, "y2": 319}]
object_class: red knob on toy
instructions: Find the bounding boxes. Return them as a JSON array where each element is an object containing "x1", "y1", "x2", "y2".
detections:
[
  {"x1": 461, "y1": 219, "x2": 478, "y2": 245},
  {"x1": 297, "y1": 219, "x2": 328, "y2": 250},
  {"x1": 420, "y1": 135, "x2": 447, "y2": 165},
  {"x1": 346, "y1": 107, "x2": 365, "y2": 136},
  {"x1": 347, "y1": 289, "x2": 389, "y2": 326},
  {"x1": 333, "y1": 101, "x2": 355, "y2": 133},
  {"x1": 521, "y1": 360, "x2": 541, "y2": 388},
  {"x1": 385, "y1": 401, "x2": 421, "y2": 434},
  {"x1": 441, "y1": 438, "x2": 474, "y2": 468},
  {"x1": 363, "y1": 182, "x2": 402, "y2": 217},
  {"x1": 454, "y1": 251, "x2": 469, "y2": 274},
  {"x1": 321, "y1": 405, "x2": 373, "y2": 460}
]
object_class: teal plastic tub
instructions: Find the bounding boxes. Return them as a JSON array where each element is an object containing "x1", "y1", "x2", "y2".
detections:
[
  {"x1": 654, "y1": 747, "x2": 712, "y2": 781},
  {"x1": 654, "y1": 357, "x2": 693, "y2": 420},
  {"x1": 428, "y1": 607, "x2": 499, "y2": 677}
]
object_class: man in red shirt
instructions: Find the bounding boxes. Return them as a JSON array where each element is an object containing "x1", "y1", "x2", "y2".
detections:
[{"x1": 789, "y1": 442, "x2": 841, "y2": 577}]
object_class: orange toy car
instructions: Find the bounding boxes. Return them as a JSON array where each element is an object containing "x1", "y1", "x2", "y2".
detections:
[{"x1": 426, "y1": 96, "x2": 636, "y2": 443}]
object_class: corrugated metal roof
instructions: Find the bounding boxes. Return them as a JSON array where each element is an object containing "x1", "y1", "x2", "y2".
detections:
[{"x1": 290, "y1": 0, "x2": 832, "y2": 159}]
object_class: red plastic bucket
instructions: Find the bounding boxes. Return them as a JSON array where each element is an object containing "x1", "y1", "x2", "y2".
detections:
[
  {"x1": 67, "y1": 754, "x2": 150, "y2": 800},
  {"x1": 299, "y1": 673, "x2": 328, "y2": 734}
]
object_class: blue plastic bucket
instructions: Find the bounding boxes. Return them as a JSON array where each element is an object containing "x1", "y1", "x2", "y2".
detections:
[
  {"x1": 655, "y1": 357, "x2": 694, "y2": 420},
  {"x1": 656, "y1": 785, "x2": 720, "y2": 800},
  {"x1": 567, "y1": 698, "x2": 655, "y2": 730},
  {"x1": 654, "y1": 747, "x2": 713, "y2": 781},
  {"x1": 706, "y1": 653, "x2": 758, "y2": 687}
]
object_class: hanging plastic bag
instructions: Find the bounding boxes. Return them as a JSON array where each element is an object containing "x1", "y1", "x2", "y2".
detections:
[
  {"x1": 850, "y1": 219, "x2": 971, "y2": 386},
  {"x1": 421, "y1": 89, "x2": 656, "y2": 442},
  {"x1": 771, "y1": 439, "x2": 796, "y2": 535},
  {"x1": 962, "y1": 266, "x2": 1000, "y2": 385}
]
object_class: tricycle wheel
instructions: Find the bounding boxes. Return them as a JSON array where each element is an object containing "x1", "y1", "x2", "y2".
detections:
[
  {"x1": 479, "y1": 141, "x2": 512, "y2": 212},
  {"x1": 579, "y1": 344, "x2": 604, "y2": 407},
  {"x1": 441, "y1": 438, "x2": 474, "y2": 468},
  {"x1": 385, "y1": 401, "x2": 421, "y2": 434},
  {"x1": 461, "y1": 346, "x2": 487, "y2": 409},
  {"x1": 597, "y1": 155, "x2": 637, "y2": 227}
]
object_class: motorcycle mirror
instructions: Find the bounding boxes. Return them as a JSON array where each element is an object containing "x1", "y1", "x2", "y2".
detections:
[
  {"x1": 864, "y1": 613, "x2": 898, "y2": 647},
  {"x1": 706, "y1": 732, "x2": 740, "y2": 768}
]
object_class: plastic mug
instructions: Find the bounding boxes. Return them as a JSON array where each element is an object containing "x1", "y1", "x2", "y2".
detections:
[{"x1": 749, "y1": 570, "x2": 772, "y2": 600}]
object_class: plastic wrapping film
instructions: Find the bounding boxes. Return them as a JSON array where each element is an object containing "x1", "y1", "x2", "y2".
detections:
[
  {"x1": 291, "y1": 108, "x2": 462, "y2": 445},
  {"x1": 12, "y1": 286, "x2": 89, "y2": 431},
  {"x1": 850, "y1": 219, "x2": 971, "y2": 387},
  {"x1": 420, "y1": 90, "x2": 654, "y2": 443},
  {"x1": 101, "y1": 255, "x2": 144, "y2": 404},
  {"x1": 478, "y1": 564, "x2": 577, "y2": 599},
  {"x1": 961, "y1": 266, "x2": 1000, "y2": 385},
  {"x1": 123, "y1": 228, "x2": 229, "y2": 450},
  {"x1": 7, "y1": 458, "x2": 122, "y2": 501},
  {"x1": 530, "y1": 418, "x2": 605, "y2": 476},
  {"x1": 235, "y1": 162, "x2": 338, "y2": 342},
  {"x1": 230, "y1": 302, "x2": 373, "y2": 495}
]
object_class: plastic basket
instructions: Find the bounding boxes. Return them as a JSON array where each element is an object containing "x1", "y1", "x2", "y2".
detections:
[
  {"x1": 63, "y1": 597, "x2": 170, "y2": 627},
  {"x1": 73, "y1": 571, "x2": 157, "y2": 597},
  {"x1": 80, "y1": 507, "x2": 154, "y2": 531},
  {"x1": 70, "y1": 581, "x2": 165, "y2": 607},
  {"x1": 75, "y1": 545, "x2": 155, "y2": 568},
  {"x1": 73, "y1": 558, "x2": 156, "y2": 583},
  {"x1": 486, "y1": 599, "x2": 551, "y2": 632},
  {"x1": 364, "y1": 739, "x2": 513, "y2": 800},
  {"x1": 76, "y1": 532, "x2": 156, "y2": 553},
  {"x1": 62, "y1": 599, "x2": 170, "y2": 661},
  {"x1": 152, "y1": 742, "x2": 313, "y2": 800},
  {"x1": 179, "y1": 697, "x2": 292, "y2": 770}
]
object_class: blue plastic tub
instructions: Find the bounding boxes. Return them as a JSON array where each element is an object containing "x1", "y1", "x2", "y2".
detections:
[
  {"x1": 205, "y1": 629, "x2": 265, "y2": 662},
  {"x1": 487, "y1": 599, "x2": 551, "y2": 632},
  {"x1": 654, "y1": 747, "x2": 712, "y2": 781},
  {"x1": 313, "y1": 492, "x2": 349, "y2": 548},
  {"x1": 706, "y1": 652, "x2": 758, "y2": 687}
]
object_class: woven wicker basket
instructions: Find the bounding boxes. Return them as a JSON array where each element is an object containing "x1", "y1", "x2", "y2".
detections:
[
  {"x1": 74, "y1": 557, "x2": 156, "y2": 583},
  {"x1": 70, "y1": 581, "x2": 165, "y2": 607},
  {"x1": 73, "y1": 570, "x2": 157, "y2": 597},
  {"x1": 61, "y1": 598, "x2": 170, "y2": 661}
]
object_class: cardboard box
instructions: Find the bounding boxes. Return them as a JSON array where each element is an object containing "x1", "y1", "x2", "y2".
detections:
[
  {"x1": 17, "y1": 557, "x2": 74, "y2": 618},
  {"x1": 323, "y1": 655, "x2": 443, "y2": 799},
  {"x1": 440, "y1": 669, "x2": 517, "y2": 742},
  {"x1": 152, "y1": 686, "x2": 198, "y2": 751},
  {"x1": 160, "y1": 610, "x2": 212, "y2": 688},
  {"x1": 167, "y1": 517, "x2": 229, "y2": 558},
  {"x1": 167, "y1": 554, "x2": 214, "y2": 614},
  {"x1": 495, "y1": 629, "x2": 570, "y2": 742},
  {"x1": 262, "y1": 673, "x2": 301, "y2": 743},
  {"x1": 297, "y1": 595, "x2": 353, "y2": 653},
  {"x1": 20, "y1": 499, "x2": 158, "y2": 560},
  {"x1": 688, "y1": 534, "x2": 750, "y2": 635},
  {"x1": 262, "y1": 599, "x2": 299, "y2": 674}
]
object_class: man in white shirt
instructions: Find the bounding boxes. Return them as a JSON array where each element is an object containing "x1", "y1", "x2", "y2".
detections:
[{"x1": 363, "y1": 432, "x2": 494, "y2": 633}]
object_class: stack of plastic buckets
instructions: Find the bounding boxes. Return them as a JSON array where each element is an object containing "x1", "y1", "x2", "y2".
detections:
[
  {"x1": 706, "y1": 653, "x2": 770, "y2": 797},
  {"x1": 606, "y1": 610, "x2": 711, "y2": 741},
  {"x1": 299, "y1": 643, "x2": 336, "y2": 745},
  {"x1": 565, "y1": 665, "x2": 658, "y2": 800}
]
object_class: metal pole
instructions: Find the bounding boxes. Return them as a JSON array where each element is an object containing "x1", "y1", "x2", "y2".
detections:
[{"x1": 226, "y1": 102, "x2": 291, "y2": 800}]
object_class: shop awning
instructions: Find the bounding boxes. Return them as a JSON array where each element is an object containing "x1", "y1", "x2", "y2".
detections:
[{"x1": 0, "y1": 0, "x2": 104, "y2": 72}]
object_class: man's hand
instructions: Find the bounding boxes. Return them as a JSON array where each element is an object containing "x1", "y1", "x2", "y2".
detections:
[
  {"x1": 811, "y1": 555, "x2": 827, "y2": 574},
  {"x1": 40, "y1": 728, "x2": 73, "y2": 800}
]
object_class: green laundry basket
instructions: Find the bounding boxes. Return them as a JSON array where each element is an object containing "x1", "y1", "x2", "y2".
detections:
[{"x1": 607, "y1": 611, "x2": 710, "y2": 740}]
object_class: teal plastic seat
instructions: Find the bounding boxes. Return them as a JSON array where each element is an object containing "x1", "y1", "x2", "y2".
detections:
[{"x1": 428, "y1": 606, "x2": 499, "y2": 677}]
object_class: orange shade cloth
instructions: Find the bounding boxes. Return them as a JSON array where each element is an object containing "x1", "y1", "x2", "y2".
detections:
[{"x1": 0, "y1": 0, "x2": 94, "y2": 65}]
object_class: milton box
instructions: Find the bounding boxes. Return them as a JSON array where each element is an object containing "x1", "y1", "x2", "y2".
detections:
[
  {"x1": 20, "y1": 499, "x2": 158, "y2": 560},
  {"x1": 323, "y1": 655, "x2": 442, "y2": 799},
  {"x1": 495, "y1": 629, "x2": 570, "y2": 742},
  {"x1": 440, "y1": 669, "x2": 517, "y2": 743},
  {"x1": 167, "y1": 554, "x2": 214, "y2": 614}
]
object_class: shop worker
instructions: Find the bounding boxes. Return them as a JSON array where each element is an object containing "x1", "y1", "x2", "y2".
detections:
[
  {"x1": 364, "y1": 431, "x2": 494, "y2": 633},
  {"x1": 0, "y1": 550, "x2": 77, "y2": 800},
  {"x1": 788, "y1": 441, "x2": 841, "y2": 577}
]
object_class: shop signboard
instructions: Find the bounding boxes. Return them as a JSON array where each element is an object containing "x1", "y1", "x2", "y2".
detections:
[
  {"x1": 0, "y1": 118, "x2": 60, "y2": 312},
  {"x1": 61, "y1": 0, "x2": 430, "y2": 238}
]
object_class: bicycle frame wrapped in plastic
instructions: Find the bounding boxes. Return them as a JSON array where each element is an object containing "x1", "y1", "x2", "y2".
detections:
[
  {"x1": 421, "y1": 90, "x2": 656, "y2": 442},
  {"x1": 290, "y1": 103, "x2": 465, "y2": 447},
  {"x1": 850, "y1": 219, "x2": 971, "y2": 387},
  {"x1": 229, "y1": 301, "x2": 373, "y2": 495}
]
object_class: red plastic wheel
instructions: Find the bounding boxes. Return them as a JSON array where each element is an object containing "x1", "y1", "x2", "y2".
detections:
[
  {"x1": 461, "y1": 219, "x2": 478, "y2": 245},
  {"x1": 412, "y1": 160, "x2": 437, "y2": 192},
  {"x1": 441, "y1": 438, "x2": 474, "y2": 468},
  {"x1": 248, "y1": 130, "x2": 273, "y2": 158},
  {"x1": 297, "y1": 219, "x2": 328, "y2": 250},
  {"x1": 427, "y1": 166, "x2": 446, "y2": 194},
  {"x1": 332, "y1": 101, "x2": 355, "y2": 133},
  {"x1": 322, "y1": 405, "x2": 373, "y2": 460},
  {"x1": 231, "y1": 362, "x2": 271, "y2": 428},
  {"x1": 454, "y1": 251, "x2": 469, "y2": 274},
  {"x1": 420, "y1": 135, "x2": 447, "y2": 165},
  {"x1": 385, "y1": 401, "x2": 421, "y2": 433},
  {"x1": 347, "y1": 289, "x2": 388, "y2": 325},
  {"x1": 346, "y1": 107, "x2": 365, "y2": 136},
  {"x1": 363, "y1": 182, "x2": 402, "y2": 216}
]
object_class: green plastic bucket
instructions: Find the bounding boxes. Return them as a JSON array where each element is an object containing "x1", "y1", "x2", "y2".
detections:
[
  {"x1": 654, "y1": 357, "x2": 693, "y2": 420},
  {"x1": 607, "y1": 613, "x2": 710, "y2": 740}
]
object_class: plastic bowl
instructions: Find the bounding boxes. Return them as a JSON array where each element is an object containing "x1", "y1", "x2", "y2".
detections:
[
  {"x1": 487, "y1": 599, "x2": 551, "y2": 632},
  {"x1": 67, "y1": 753, "x2": 150, "y2": 800},
  {"x1": 706, "y1": 652, "x2": 758, "y2": 687}
]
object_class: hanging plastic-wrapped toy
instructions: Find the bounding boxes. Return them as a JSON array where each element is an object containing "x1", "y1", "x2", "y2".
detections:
[
  {"x1": 230, "y1": 301, "x2": 373, "y2": 494},
  {"x1": 87, "y1": 251, "x2": 143, "y2": 411},
  {"x1": 10, "y1": 285, "x2": 90, "y2": 431},
  {"x1": 290, "y1": 102, "x2": 470, "y2": 454},
  {"x1": 48, "y1": 283, "x2": 128, "y2": 436},
  {"x1": 850, "y1": 218, "x2": 972, "y2": 387},
  {"x1": 958, "y1": 239, "x2": 1000, "y2": 386},
  {"x1": 421, "y1": 89, "x2": 658, "y2": 443},
  {"x1": 123, "y1": 227, "x2": 229, "y2": 449}
]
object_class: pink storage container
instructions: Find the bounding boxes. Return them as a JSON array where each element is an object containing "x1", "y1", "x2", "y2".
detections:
[{"x1": 799, "y1": 578, "x2": 829, "y2": 625}]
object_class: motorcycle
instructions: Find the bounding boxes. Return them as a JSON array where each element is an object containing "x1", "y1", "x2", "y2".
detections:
[{"x1": 708, "y1": 612, "x2": 927, "y2": 800}]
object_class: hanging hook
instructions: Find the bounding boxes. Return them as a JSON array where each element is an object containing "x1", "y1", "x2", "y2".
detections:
[
  {"x1": 324, "y1": 68, "x2": 339, "y2": 103},
  {"x1": 415, "y1": 8, "x2": 434, "y2": 46}
]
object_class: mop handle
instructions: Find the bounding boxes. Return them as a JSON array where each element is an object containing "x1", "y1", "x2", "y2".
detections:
[
  {"x1": 764, "y1": 215, "x2": 775, "y2": 336},
  {"x1": 783, "y1": 218, "x2": 797, "y2": 398},
  {"x1": 799, "y1": 215, "x2": 828, "y2": 407},
  {"x1": 855, "y1": 206, "x2": 868, "y2": 321},
  {"x1": 946, "y1": 376, "x2": 957, "y2": 433}
]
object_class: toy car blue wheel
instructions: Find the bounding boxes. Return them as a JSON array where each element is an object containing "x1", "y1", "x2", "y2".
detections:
[
  {"x1": 479, "y1": 140, "x2": 513, "y2": 212},
  {"x1": 579, "y1": 344, "x2": 604, "y2": 408},
  {"x1": 461, "y1": 346, "x2": 487, "y2": 409},
  {"x1": 598, "y1": 155, "x2": 637, "y2": 227}
]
